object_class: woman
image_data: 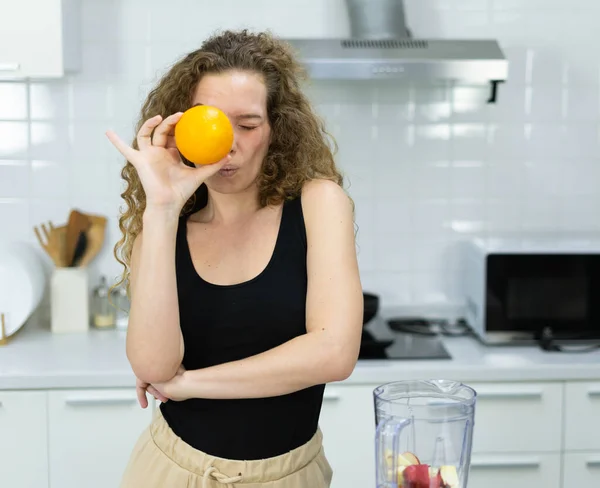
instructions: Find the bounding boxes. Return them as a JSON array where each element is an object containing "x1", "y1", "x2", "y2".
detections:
[{"x1": 106, "y1": 29, "x2": 363, "y2": 488}]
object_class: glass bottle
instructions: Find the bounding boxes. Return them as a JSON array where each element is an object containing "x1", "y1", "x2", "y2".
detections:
[
  {"x1": 111, "y1": 285, "x2": 130, "y2": 330},
  {"x1": 92, "y1": 275, "x2": 115, "y2": 329}
]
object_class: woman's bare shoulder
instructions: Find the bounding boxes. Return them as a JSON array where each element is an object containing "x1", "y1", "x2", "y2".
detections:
[{"x1": 300, "y1": 178, "x2": 352, "y2": 219}]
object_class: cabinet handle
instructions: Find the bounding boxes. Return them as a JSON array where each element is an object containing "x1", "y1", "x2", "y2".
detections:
[
  {"x1": 0, "y1": 63, "x2": 20, "y2": 71},
  {"x1": 587, "y1": 389, "x2": 600, "y2": 398},
  {"x1": 471, "y1": 457, "x2": 541, "y2": 469},
  {"x1": 323, "y1": 391, "x2": 341, "y2": 401},
  {"x1": 65, "y1": 396, "x2": 137, "y2": 407},
  {"x1": 476, "y1": 389, "x2": 543, "y2": 400},
  {"x1": 586, "y1": 458, "x2": 600, "y2": 468}
]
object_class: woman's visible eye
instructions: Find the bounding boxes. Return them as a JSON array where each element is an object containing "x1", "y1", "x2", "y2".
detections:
[{"x1": 240, "y1": 126, "x2": 257, "y2": 131}]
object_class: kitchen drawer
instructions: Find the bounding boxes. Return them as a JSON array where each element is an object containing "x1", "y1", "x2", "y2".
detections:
[
  {"x1": 48, "y1": 388, "x2": 153, "y2": 488},
  {"x1": 468, "y1": 453, "x2": 561, "y2": 488},
  {"x1": 468, "y1": 382, "x2": 563, "y2": 453},
  {"x1": 319, "y1": 384, "x2": 377, "y2": 488},
  {"x1": 565, "y1": 381, "x2": 600, "y2": 450},
  {"x1": 0, "y1": 391, "x2": 49, "y2": 488},
  {"x1": 563, "y1": 452, "x2": 600, "y2": 486}
]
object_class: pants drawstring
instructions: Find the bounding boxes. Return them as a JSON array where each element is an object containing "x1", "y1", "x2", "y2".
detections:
[{"x1": 202, "y1": 466, "x2": 243, "y2": 488}]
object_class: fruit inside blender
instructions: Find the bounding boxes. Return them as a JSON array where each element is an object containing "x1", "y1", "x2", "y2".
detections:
[{"x1": 385, "y1": 449, "x2": 460, "y2": 488}]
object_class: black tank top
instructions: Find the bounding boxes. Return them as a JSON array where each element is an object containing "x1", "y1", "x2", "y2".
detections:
[{"x1": 160, "y1": 195, "x2": 326, "y2": 460}]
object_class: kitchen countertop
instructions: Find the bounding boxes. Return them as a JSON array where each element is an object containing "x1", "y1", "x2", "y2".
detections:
[{"x1": 2, "y1": 313, "x2": 600, "y2": 390}]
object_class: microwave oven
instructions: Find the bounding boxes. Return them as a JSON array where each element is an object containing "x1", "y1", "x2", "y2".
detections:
[{"x1": 461, "y1": 237, "x2": 600, "y2": 345}]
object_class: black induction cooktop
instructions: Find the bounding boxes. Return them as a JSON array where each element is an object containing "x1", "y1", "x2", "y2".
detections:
[{"x1": 358, "y1": 317, "x2": 452, "y2": 360}]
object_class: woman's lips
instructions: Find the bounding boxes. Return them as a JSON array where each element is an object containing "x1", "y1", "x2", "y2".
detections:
[{"x1": 218, "y1": 166, "x2": 238, "y2": 177}]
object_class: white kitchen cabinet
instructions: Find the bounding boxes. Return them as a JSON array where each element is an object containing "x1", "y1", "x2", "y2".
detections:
[
  {"x1": 0, "y1": 374, "x2": 598, "y2": 488},
  {"x1": 563, "y1": 452, "x2": 600, "y2": 486},
  {"x1": 48, "y1": 389, "x2": 153, "y2": 488},
  {"x1": 468, "y1": 382, "x2": 563, "y2": 453},
  {"x1": 319, "y1": 384, "x2": 377, "y2": 488},
  {"x1": 0, "y1": 391, "x2": 49, "y2": 488},
  {"x1": 0, "y1": 0, "x2": 80, "y2": 79},
  {"x1": 468, "y1": 453, "x2": 561, "y2": 488},
  {"x1": 564, "y1": 381, "x2": 600, "y2": 451}
]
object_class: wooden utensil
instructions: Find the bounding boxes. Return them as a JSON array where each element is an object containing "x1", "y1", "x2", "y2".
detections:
[
  {"x1": 65, "y1": 210, "x2": 91, "y2": 266},
  {"x1": 78, "y1": 215, "x2": 107, "y2": 268},
  {"x1": 34, "y1": 221, "x2": 68, "y2": 267},
  {"x1": 55, "y1": 225, "x2": 67, "y2": 265},
  {"x1": 71, "y1": 231, "x2": 88, "y2": 267}
]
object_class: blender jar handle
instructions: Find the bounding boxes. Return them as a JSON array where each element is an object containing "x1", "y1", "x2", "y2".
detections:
[{"x1": 375, "y1": 417, "x2": 407, "y2": 488}]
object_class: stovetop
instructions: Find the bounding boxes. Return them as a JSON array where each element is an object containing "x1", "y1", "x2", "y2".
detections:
[{"x1": 358, "y1": 316, "x2": 452, "y2": 361}]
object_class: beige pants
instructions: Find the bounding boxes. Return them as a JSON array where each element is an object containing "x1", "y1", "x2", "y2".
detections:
[{"x1": 120, "y1": 410, "x2": 333, "y2": 488}]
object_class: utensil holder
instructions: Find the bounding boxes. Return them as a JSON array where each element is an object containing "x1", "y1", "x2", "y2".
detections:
[{"x1": 50, "y1": 267, "x2": 90, "y2": 333}]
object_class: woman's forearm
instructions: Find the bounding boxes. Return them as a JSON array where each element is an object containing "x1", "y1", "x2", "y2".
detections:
[
  {"x1": 126, "y1": 208, "x2": 183, "y2": 384},
  {"x1": 178, "y1": 330, "x2": 356, "y2": 399}
]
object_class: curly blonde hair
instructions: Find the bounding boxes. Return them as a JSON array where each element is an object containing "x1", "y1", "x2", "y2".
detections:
[{"x1": 113, "y1": 29, "x2": 346, "y2": 291}]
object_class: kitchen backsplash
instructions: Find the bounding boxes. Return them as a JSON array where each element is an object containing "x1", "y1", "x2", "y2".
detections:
[{"x1": 1, "y1": 0, "x2": 599, "y2": 308}]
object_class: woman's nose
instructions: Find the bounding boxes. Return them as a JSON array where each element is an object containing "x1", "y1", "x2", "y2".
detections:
[{"x1": 229, "y1": 132, "x2": 238, "y2": 154}]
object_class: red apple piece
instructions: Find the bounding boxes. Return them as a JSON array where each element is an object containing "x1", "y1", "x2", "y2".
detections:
[{"x1": 403, "y1": 464, "x2": 430, "y2": 488}]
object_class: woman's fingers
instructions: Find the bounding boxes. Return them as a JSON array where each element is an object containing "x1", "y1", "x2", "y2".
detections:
[
  {"x1": 152, "y1": 112, "x2": 184, "y2": 148},
  {"x1": 188, "y1": 155, "x2": 231, "y2": 185},
  {"x1": 106, "y1": 130, "x2": 138, "y2": 164},
  {"x1": 106, "y1": 114, "x2": 169, "y2": 164},
  {"x1": 136, "y1": 385, "x2": 148, "y2": 408},
  {"x1": 165, "y1": 135, "x2": 177, "y2": 149},
  {"x1": 136, "y1": 114, "x2": 163, "y2": 150},
  {"x1": 136, "y1": 376, "x2": 168, "y2": 406},
  {"x1": 147, "y1": 385, "x2": 169, "y2": 403}
]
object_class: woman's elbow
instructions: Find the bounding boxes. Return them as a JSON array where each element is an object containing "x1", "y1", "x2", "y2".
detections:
[
  {"x1": 127, "y1": 354, "x2": 180, "y2": 384},
  {"x1": 333, "y1": 357, "x2": 357, "y2": 382},
  {"x1": 126, "y1": 337, "x2": 184, "y2": 384},
  {"x1": 324, "y1": 345, "x2": 358, "y2": 382},
  {"x1": 132, "y1": 365, "x2": 179, "y2": 384}
]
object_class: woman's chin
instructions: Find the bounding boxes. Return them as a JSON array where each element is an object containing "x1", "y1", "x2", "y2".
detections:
[{"x1": 206, "y1": 177, "x2": 253, "y2": 195}]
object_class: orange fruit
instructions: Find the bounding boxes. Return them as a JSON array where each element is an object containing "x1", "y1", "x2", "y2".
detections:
[{"x1": 174, "y1": 105, "x2": 234, "y2": 165}]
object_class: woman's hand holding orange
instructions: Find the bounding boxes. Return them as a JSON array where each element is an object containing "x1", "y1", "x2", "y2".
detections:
[{"x1": 106, "y1": 113, "x2": 229, "y2": 214}]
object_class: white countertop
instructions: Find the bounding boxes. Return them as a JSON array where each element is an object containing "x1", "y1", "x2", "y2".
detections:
[{"x1": 2, "y1": 316, "x2": 600, "y2": 390}]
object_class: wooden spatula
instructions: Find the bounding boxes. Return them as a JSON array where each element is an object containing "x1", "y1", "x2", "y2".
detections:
[
  {"x1": 65, "y1": 210, "x2": 91, "y2": 266},
  {"x1": 78, "y1": 215, "x2": 107, "y2": 268},
  {"x1": 71, "y1": 231, "x2": 88, "y2": 267}
]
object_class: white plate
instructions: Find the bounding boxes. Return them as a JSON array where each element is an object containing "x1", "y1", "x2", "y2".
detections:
[{"x1": 0, "y1": 240, "x2": 47, "y2": 337}]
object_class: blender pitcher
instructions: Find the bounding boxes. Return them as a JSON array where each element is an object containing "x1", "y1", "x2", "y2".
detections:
[{"x1": 374, "y1": 380, "x2": 477, "y2": 488}]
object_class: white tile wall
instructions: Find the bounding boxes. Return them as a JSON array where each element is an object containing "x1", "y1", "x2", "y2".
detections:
[{"x1": 1, "y1": 0, "x2": 600, "y2": 308}]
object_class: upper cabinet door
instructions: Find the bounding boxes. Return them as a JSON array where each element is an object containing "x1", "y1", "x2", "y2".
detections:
[
  {"x1": 0, "y1": 0, "x2": 81, "y2": 79},
  {"x1": 0, "y1": 391, "x2": 49, "y2": 488}
]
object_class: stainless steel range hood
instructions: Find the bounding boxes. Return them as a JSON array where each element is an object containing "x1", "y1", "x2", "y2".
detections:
[{"x1": 286, "y1": 0, "x2": 508, "y2": 101}]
